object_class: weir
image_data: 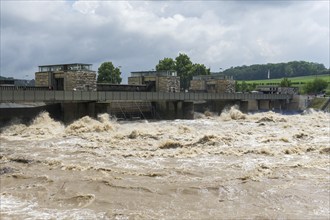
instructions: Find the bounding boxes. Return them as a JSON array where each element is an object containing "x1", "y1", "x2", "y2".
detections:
[
  {"x1": 0, "y1": 90, "x2": 293, "y2": 123},
  {"x1": 0, "y1": 99, "x2": 289, "y2": 124}
]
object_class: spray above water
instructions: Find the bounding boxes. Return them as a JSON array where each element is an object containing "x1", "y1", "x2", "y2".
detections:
[
  {"x1": 65, "y1": 114, "x2": 115, "y2": 135},
  {"x1": 219, "y1": 105, "x2": 247, "y2": 120},
  {"x1": 0, "y1": 112, "x2": 64, "y2": 139},
  {"x1": 0, "y1": 112, "x2": 119, "y2": 140}
]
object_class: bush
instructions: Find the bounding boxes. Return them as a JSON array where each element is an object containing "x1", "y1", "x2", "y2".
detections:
[
  {"x1": 280, "y1": 78, "x2": 292, "y2": 87},
  {"x1": 303, "y1": 78, "x2": 328, "y2": 94}
]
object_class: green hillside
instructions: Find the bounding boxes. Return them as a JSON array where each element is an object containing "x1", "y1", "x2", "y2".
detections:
[
  {"x1": 222, "y1": 61, "x2": 328, "y2": 80},
  {"x1": 241, "y1": 74, "x2": 330, "y2": 84},
  {"x1": 237, "y1": 74, "x2": 330, "y2": 94}
]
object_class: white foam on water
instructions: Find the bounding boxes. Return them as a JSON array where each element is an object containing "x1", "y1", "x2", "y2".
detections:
[
  {"x1": 1, "y1": 108, "x2": 329, "y2": 219},
  {"x1": 0, "y1": 195, "x2": 108, "y2": 220}
]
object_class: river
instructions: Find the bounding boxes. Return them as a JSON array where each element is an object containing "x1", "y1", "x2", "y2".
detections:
[{"x1": 0, "y1": 106, "x2": 329, "y2": 219}]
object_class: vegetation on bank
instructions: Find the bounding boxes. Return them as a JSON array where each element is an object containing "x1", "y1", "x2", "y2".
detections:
[
  {"x1": 308, "y1": 97, "x2": 329, "y2": 109},
  {"x1": 237, "y1": 74, "x2": 329, "y2": 85},
  {"x1": 154, "y1": 58, "x2": 330, "y2": 91},
  {"x1": 236, "y1": 74, "x2": 330, "y2": 95}
]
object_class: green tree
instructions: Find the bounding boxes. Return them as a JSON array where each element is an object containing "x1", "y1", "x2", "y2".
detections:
[
  {"x1": 155, "y1": 53, "x2": 211, "y2": 90},
  {"x1": 304, "y1": 78, "x2": 328, "y2": 94},
  {"x1": 156, "y1": 58, "x2": 176, "y2": 71},
  {"x1": 248, "y1": 83, "x2": 257, "y2": 92},
  {"x1": 284, "y1": 65, "x2": 294, "y2": 77},
  {"x1": 280, "y1": 78, "x2": 292, "y2": 87},
  {"x1": 97, "y1": 62, "x2": 122, "y2": 84},
  {"x1": 240, "y1": 81, "x2": 249, "y2": 92},
  {"x1": 235, "y1": 81, "x2": 241, "y2": 92},
  {"x1": 175, "y1": 53, "x2": 193, "y2": 90},
  {"x1": 189, "y1": 63, "x2": 210, "y2": 77}
]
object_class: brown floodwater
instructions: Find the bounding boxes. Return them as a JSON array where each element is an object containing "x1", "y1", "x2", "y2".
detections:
[{"x1": 0, "y1": 107, "x2": 329, "y2": 219}]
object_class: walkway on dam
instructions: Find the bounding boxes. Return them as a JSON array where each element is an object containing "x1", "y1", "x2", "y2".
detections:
[{"x1": 0, "y1": 90, "x2": 292, "y2": 102}]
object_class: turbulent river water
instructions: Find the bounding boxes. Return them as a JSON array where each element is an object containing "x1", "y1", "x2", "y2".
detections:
[{"x1": 0, "y1": 106, "x2": 329, "y2": 219}]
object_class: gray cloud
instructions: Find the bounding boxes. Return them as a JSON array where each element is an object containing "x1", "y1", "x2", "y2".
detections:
[{"x1": 1, "y1": 0, "x2": 329, "y2": 82}]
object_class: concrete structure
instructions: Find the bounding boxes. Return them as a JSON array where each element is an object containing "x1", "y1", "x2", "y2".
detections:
[
  {"x1": 128, "y1": 70, "x2": 180, "y2": 92},
  {"x1": 190, "y1": 74, "x2": 235, "y2": 93},
  {"x1": 256, "y1": 85, "x2": 299, "y2": 95},
  {"x1": 0, "y1": 103, "x2": 62, "y2": 125},
  {"x1": 0, "y1": 90, "x2": 291, "y2": 102},
  {"x1": 35, "y1": 63, "x2": 96, "y2": 91},
  {"x1": 0, "y1": 79, "x2": 15, "y2": 86},
  {"x1": 0, "y1": 89, "x2": 292, "y2": 123},
  {"x1": 97, "y1": 83, "x2": 148, "y2": 92}
]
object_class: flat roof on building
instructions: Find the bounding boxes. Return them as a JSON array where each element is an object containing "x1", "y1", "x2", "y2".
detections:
[
  {"x1": 38, "y1": 63, "x2": 92, "y2": 67},
  {"x1": 193, "y1": 74, "x2": 233, "y2": 80},
  {"x1": 37, "y1": 63, "x2": 94, "y2": 72},
  {"x1": 131, "y1": 70, "x2": 177, "y2": 77}
]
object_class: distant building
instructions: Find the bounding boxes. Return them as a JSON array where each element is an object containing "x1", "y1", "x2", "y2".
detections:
[
  {"x1": 190, "y1": 73, "x2": 235, "y2": 93},
  {"x1": 35, "y1": 63, "x2": 96, "y2": 91},
  {"x1": 128, "y1": 70, "x2": 180, "y2": 92},
  {"x1": 255, "y1": 85, "x2": 298, "y2": 95},
  {"x1": 0, "y1": 79, "x2": 15, "y2": 86}
]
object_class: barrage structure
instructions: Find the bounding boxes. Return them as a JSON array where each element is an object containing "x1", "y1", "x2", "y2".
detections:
[{"x1": 0, "y1": 63, "x2": 298, "y2": 122}]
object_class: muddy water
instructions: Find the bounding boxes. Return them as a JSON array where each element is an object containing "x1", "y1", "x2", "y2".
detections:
[{"x1": 0, "y1": 107, "x2": 329, "y2": 219}]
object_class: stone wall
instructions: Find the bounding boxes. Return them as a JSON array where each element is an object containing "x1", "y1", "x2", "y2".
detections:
[
  {"x1": 35, "y1": 71, "x2": 96, "y2": 91},
  {"x1": 54, "y1": 73, "x2": 65, "y2": 78},
  {"x1": 65, "y1": 71, "x2": 96, "y2": 91},
  {"x1": 213, "y1": 80, "x2": 235, "y2": 93},
  {"x1": 157, "y1": 76, "x2": 180, "y2": 92},
  {"x1": 190, "y1": 80, "x2": 206, "y2": 91},
  {"x1": 144, "y1": 76, "x2": 157, "y2": 82},
  {"x1": 190, "y1": 79, "x2": 235, "y2": 93},
  {"x1": 35, "y1": 72, "x2": 50, "y2": 87},
  {"x1": 128, "y1": 76, "x2": 180, "y2": 92},
  {"x1": 128, "y1": 77, "x2": 143, "y2": 85}
]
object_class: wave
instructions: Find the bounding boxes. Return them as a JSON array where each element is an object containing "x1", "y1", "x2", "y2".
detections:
[
  {"x1": 220, "y1": 105, "x2": 247, "y2": 120},
  {"x1": 0, "y1": 112, "x2": 64, "y2": 139},
  {"x1": 65, "y1": 114, "x2": 115, "y2": 135},
  {"x1": 56, "y1": 194, "x2": 95, "y2": 208},
  {"x1": 1, "y1": 112, "x2": 117, "y2": 139}
]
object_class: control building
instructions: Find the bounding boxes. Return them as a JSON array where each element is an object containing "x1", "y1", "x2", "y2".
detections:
[
  {"x1": 190, "y1": 74, "x2": 235, "y2": 93},
  {"x1": 128, "y1": 70, "x2": 180, "y2": 92},
  {"x1": 35, "y1": 63, "x2": 97, "y2": 91}
]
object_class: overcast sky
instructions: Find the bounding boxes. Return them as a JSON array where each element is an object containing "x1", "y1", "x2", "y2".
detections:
[{"x1": 1, "y1": 0, "x2": 329, "y2": 82}]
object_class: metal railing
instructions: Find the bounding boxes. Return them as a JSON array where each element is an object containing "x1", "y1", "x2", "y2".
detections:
[
  {"x1": 0, "y1": 85, "x2": 49, "y2": 91},
  {"x1": 0, "y1": 90, "x2": 292, "y2": 102}
]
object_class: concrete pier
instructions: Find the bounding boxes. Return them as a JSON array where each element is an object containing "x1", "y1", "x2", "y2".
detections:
[
  {"x1": 61, "y1": 102, "x2": 96, "y2": 123},
  {"x1": 0, "y1": 103, "x2": 62, "y2": 125},
  {"x1": 153, "y1": 101, "x2": 194, "y2": 119},
  {"x1": 258, "y1": 100, "x2": 270, "y2": 111}
]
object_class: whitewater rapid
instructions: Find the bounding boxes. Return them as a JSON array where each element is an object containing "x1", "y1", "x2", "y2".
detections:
[{"x1": 0, "y1": 107, "x2": 329, "y2": 219}]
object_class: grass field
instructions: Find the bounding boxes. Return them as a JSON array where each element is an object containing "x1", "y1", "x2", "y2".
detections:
[
  {"x1": 237, "y1": 74, "x2": 330, "y2": 94},
  {"x1": 239, "y1": 74, "x2": 330, "y2": 84}
]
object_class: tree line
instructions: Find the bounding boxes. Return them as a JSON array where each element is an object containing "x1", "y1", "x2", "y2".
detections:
[
  {"x1": 97, "y1": 53, "x2": 210, "y2": 90},
  {"x1": 222, "y1": 61, "x2": 329, "y2": 80},
  {"x1": 97, "y1": 58, "x2": 328, "y2": 93}
]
